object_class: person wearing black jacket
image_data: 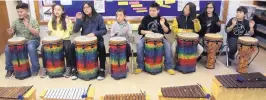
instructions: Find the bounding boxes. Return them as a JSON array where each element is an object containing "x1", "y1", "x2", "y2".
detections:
[
  {"x1": 225, "y1": 6, "x2": 255, "y2": 66},
  {"x1": 197, "y1": 2, "x2": 221, "y2": 61},
  {"x1": 198, "y1": 2, "x2": 221, "y2": 38},
  {"x1": 135, "y1": 3, "x2": 176, "y2": 75}
]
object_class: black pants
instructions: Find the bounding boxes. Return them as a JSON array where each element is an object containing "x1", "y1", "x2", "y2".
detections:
[
  {"x1": 69, "y1": 41, "x2": 107, "y2": 70},
  {"x1": 126, "y1": 43, "x2": 132, "y2": 62},
  {"x1": 228, "y1": 37, "x2": 238, "y2": 60},
  {"x1": 41, "y1": 40, "x2": 72, "y2": 68}
]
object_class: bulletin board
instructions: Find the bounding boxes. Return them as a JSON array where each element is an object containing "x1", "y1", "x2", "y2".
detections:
[
  {"x1": 34, "y1": 0, "x2": 228, "y2": 25},
  {"x1": 50, "y1": 1, "x2": 221, "y2": 16}
]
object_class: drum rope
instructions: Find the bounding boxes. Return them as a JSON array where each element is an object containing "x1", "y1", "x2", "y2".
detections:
[
  {"x1": 116, "y1": 44, "x2": 120, "y2": 68},
  {"x1": 15, "y1": 45, "x2": 20, "y2": 67},
  {"x1": 153, "y1": 40, "x2": 157, "y2": 64},
  {"x1": 82, "y1": 44, "x2": 86, "y2": 68},
  {"x1": 49, "y1": 43, "x2": 55, "y2": 66},
  {"x1": 248, "y1": 45, "x2": 260, "y2": 66}
]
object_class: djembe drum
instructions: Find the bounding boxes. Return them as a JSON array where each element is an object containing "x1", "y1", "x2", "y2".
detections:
[
  {"x1": 109, "y1": 37, "x2": 127, "y2": 80},
  {"x1": 74, "y1": 36, "x2": 98, "y2": 80},
  {"x1": 237, "y1": 36, "x2": 258, "y2": 73},
  {"x1": 211, "y1": 72, "x2": 266, "y2": 100},
  {"x1": 8, "y1": 37, "x2": 31, "y2": 79},
  {"x1": 0, "y1": 86, "x2": 36, "y2": 100},
  {"x1": 40, "y1": 87, "x2": 95, "y2": 100},
  {"x1": 42, "y1": 36, "x2": 65, "y2": 78},
  {"x1": 159, "y1": 84, "x2": 211, "y2": 100},
  {"x1": 144, "y1": 33, "x2": 164, "y2": 75},
  {"x1": 204, "y1": 33, "x2": 223, "y2": 69},
  {"x1": 175, "y1": 33, "x2": 199, "y2": 73}
]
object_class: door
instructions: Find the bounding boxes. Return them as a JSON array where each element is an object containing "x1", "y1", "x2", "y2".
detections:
[{"x1": 0, "y1": 1, "x2": 10, "y2": 54}]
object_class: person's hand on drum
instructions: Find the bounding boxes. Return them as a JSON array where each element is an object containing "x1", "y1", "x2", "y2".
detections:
[
  {"x1": 160, "y1": 17, "x2": 166, "y2": 25},
  {"x1": 7, "y1": 28, "x2": 14, "y2": 35},
  {"x1": 87, "y1": 33, "x2": 95, "y2": 37},
  {"x1": 76, "y1": 12, "x2": 83, "y2": 19},
  {"x1": 145, "y1": 31, "x2": 154, "y2": 34},
  {"x1": 249, "y1": 20, "x2": 255, "y2": 28}
]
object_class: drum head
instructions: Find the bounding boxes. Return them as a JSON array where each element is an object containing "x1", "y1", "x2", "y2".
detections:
[
  {"x1": 74, "y1": 36, "x2": 97, "y2": 44},
  {"x1": 177, "y1": 33, "x2": 199, "y2": 40},
  {"x1": 205, "y1": 33, "x2": 223, "y2": 41},
  {"x1": 8, "y1": 37, "x2": 26, "y2": 44},
  {"x1": 238, "y1": 36, "x2": 258, "y2": 45},
  {"x1": 145, "y1": 33, "x2": 164, "y2": 40},
  {"x1": 42, "y1": 36, "x2": 62, "y2": 44},
  {"x1": 110, "y1": 37, "x2": 126, "y2": 45}
]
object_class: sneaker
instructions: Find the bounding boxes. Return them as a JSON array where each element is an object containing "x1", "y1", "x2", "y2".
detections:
[
  {"x1": 40, "y1": 68, "x2": 47, "y2": 78},
  {"x1": 197, "y1": 56, "x2": 202, "y2": 62},
  {"x1": 97, "y1": 69, "x2": 105, "y2": 81},
  {"x1": 71, "y1": 69, "x2": 78, "y2": 80},
  {"x1": 31, "y1": 70, "x2": 39, "y2": 76},
  {"x1": 134, "y1": 68, "x2": 143, "y2": 74},
  {"x1": 228, "y1": 60, "x2": 232, "y2": 66},
  {"x1": 64, "y1": 67, "x2": 71, "y2": 78},
  {"x1": 5, "y1": 70, "x2": 14, "y2": 78},
  {"x1": 167, "y1": 69, "x2": 176, "y2": 75}
]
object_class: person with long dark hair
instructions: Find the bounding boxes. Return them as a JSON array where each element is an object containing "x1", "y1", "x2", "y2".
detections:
[
  {"x1": 70, "y1": 2, "x2": 107, "y2": 80},
  {"x1": 171, "y1": 2, "x2": 203, "y2": 64},
  {"x1": 40, "y1": 4, "x2": 73, "y2": 78},
  {"x1": 197, "y1": 2, "x2": 221, "y2": 61},
  {"x1": 198, "y1": 2, "x2": 221, "y2": 37}
]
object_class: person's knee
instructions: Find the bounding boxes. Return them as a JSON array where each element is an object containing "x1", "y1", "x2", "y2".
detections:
[
  {"x1": 27, "y1": 44, "x2": 37, "y2": 52},
  {"x1": 136, "y1": 39, "x2": 144, "y2": 47},
  {"x1": 5, "y1": 45, "x2": 10, "y2": 53}
]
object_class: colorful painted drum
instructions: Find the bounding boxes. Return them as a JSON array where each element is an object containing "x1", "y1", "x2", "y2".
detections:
[
  {"x1": 74, "y1": 36, "x2": 98, "y2": 80},
  {"x1": 8, "y1": 37, "x2": 30, "y2": 79},
  {"x1": 144, "y1": 33, "x2": 164, "y2": 75},
  {"x1": 42, "y1": 36, "x2": 64, "y2": 77},
  {"x1": 109, "y1": 37, "x2": 127, "y2": 79},
  {"x1": 175, "y1": 33, "x2": 199, "y2": 73}
]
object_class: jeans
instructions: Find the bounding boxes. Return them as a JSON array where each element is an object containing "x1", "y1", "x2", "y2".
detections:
[
  {"x1": 126, "y1": 43, "x2": 132, "y2": 62},
  {"x1": 5, "y1": 40, "x2": 40, "y2": 72},
  {"x1": 228, "y1": 37, "x2": 238, "y2": 60},
  {"x1": 136, "y1": 38, "x2": 173, "y2": 70},
  {"x1": 70, "y1": 41, "x2": 106, "y2": 70}
]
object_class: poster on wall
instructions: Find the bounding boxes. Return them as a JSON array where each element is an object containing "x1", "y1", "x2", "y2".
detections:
[
  {"x1": 178, "y1": 0, "x2": 200, "y2": 11},
  {"x1": 94, "y1": 0, "x2": 105, "y2": 13},
  {"x1": 43, "y1": 7, "x2": 52, "y2": 21},
  {"x1": 43, "y1": 0, "x2": 53, "y2": 6},
  {"x1": 60, "y1": 0, "x2": 72, "y2": 5}
]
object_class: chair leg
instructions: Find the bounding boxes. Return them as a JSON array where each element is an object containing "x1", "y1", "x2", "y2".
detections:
[
  {"x1": 217, "y1": 46, "x2": 224, "y2": 59},
  {"x1": 131, "y1": 50, "x2": 134, "y2": 74},
  {"x1": 226, "y1": 46, "x2": 229, "y2": 67}
]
